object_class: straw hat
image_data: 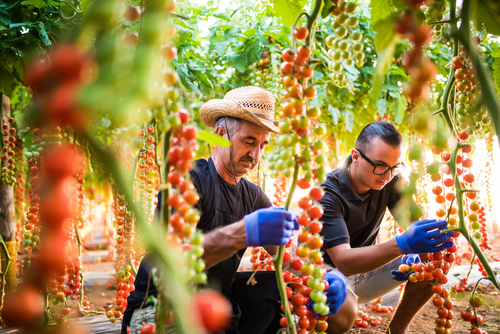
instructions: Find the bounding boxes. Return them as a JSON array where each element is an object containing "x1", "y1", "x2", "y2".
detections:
[{"x1": 199, "y1": 86, "x2": 280, "y2": 133}]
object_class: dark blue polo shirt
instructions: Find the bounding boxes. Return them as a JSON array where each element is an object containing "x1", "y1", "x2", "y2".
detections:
[{"x1": 318, "y1": 155, "x2": 402, "y2": 267}]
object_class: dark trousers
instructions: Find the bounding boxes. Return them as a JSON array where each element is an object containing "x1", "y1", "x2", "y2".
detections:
[{"x1": 228, "y1": 271, "x2": 282, "y2": 334}]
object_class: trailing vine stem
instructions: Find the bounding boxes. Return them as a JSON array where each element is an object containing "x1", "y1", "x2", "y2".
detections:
[
  {"x1": 273, "y1": 158, "x2": 300, "y2": 334},
  {"x1": 446, "y1": 140, "x2": 500, "y2": 290},
  {"x1": 305, "y1": 0, "x2": 323, "y2": 48},
  {"x1": 433, "y1": 0, "x2": 458, "y2": 137},
  {"x1": 82, "y1": 131, "x2": 204, "y2": 334}
]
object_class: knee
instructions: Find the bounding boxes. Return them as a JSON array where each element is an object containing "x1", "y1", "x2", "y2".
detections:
[{"x1": 326, "y1": 293, "x2": 358, "y2": 334}]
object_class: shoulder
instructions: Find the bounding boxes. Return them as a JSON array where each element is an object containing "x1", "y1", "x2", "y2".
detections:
[{"x1": 240, "y1": 178, "x2": 272, "y2": 209}]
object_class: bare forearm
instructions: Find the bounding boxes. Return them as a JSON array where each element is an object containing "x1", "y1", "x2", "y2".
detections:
[
  {"x1": 202, "y1": 220, "x2": 247, "y2": 269},
  {"x1": 328, "y1": 239, "x2": 403, "y2": 277}
]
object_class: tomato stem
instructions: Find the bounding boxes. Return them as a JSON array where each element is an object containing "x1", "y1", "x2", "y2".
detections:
[
  {"x1": 82, "y1": 131, "x2": 205, "y2": 334},
  {"x1": 274, "y1": 158, "x2": 300, "y2": 334},
  {"x1": 0, "y1": 235, "x2": 11, "y2": 312}
]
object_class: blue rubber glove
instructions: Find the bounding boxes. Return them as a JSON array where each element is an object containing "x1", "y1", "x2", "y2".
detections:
[
  {"x1": 307, "y1": 270, "x2": 347, "y2": 316},
  {"x1": 244, "y1": 207, "x2": 299, "y2": 246},
  {"x1": 391, "y1": 254, "x2": 421, "y2": 281},
  {"x1": 395, "y1": 219, "x2": 454, "y2": 254}
]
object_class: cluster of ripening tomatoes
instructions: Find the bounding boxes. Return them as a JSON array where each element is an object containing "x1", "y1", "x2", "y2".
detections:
[
  {"x1": 395, "y1": 6, "x2": 437, "y2": 102},
  {"x1": 1, "y1": 116, "x2": 17, "y2": 185}
]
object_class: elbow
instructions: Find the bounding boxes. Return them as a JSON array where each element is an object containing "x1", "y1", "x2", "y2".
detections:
[{"x1": 332, "y1": 261, "x2": 356, "y2": 278}]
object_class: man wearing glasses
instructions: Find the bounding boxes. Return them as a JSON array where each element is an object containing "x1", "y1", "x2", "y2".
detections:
[{"x1": 318, "y1": 121, "x2": 454, "y2": 334}]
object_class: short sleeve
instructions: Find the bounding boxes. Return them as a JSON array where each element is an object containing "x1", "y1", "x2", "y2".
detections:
[{"x1": 319, "y1": 191, "x2": 350, "y2": 249}]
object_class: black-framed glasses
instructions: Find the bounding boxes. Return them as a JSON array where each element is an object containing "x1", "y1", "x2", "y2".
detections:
[{"x1": 356, "y1": 149, "x2": 405, "y2": 176}]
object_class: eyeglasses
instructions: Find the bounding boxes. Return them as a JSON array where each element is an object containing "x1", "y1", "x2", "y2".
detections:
[{"x1": 356, "y1": 149, "x2": 405, "y2": 176}]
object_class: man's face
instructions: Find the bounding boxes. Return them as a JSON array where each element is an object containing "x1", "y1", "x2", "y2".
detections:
[
  {"x1": 352, "y1": 137, "x2": 403, "y2": 191},
  {"x1": 217, "y1": 120, "x2": 271, "y2": 178}
]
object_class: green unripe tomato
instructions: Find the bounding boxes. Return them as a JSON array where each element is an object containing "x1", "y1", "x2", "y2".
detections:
[
  {"x1": 195, "y1": 272, "x2": 207, "y2": 284},
  {"x1": 284, "y1": 169, "x2": 292, "y2": 177},
  {"x1": 332, "y1": 21, "x2": 341, "y2": 30},
  {"x1": 432, "y1": 131, "x2": 448, "y2": 149},
  {"x1": 302, "y1": 161, "x2": 311, "y2": 171},
  {"x1": 426, "y1": 162, "x2": 441, "y2": 175},
  {"x1": 350, "y1": 31, "x2": 362, "y2": 42},
  {"x1": 313, "y1": 141, "x2": 324, "y2": 150},
  {"x1": 315, "y1": 155, "x2": 325, "y2": 165},
  {"x1": 354, "y1": 52, "x2": 365, "y2": 61},
  {"x1": 353, "y1": 42, "x2": 364, "y2": 52},
  {"x1": 408, "y1": 145, "x2": 424, "y2": 162},
  {"x1": 332, "y1": 51, "x2": 342, "y2": 62},
  {"x1": 332, "y1": 61, "x2": 342, "y2": 72},
  {"x1": 345, "y1": 2, "x2": 357, "y2": 13},
  {"x1": 341, "y1": 51, "x2": 351, "y2": 60},
  {"x1": 325, "y1": 35, "x2": 336, "y2": 48},
  {"x1": 191, "y1": 232, "x2": 204, "y2": 246},
  {"x1": 300, "y1": 134, "x2": 313, "y2": 145},
  {"x1": 191, "y1": 245, "x2": 204, "y2": 257},
  {"x1": 347, "y1": 16, "x2": 359, "y2": 27},
  {"x1": 301, "y1": 148, "x2": 312, "y2": 160},
  {"x1": 336, "y1": 26, "x2": 348, "y2": 38},
  {"x1": 355, "y1": 60, "x2": 364, "y2": 68},
  {"x1": 194, "y1": 259, "x2": 205, "y2": 273},
  {"x1": 336, "y1": 13, "x2": 348, "y2": 25},
  {"x1": 307, "y1": 107, "x2": 321, "y2": 118},
  {"x1": 474, "y1": 231, "x2": 482, "y2": 239},
  {"x1": 314, "y1": 125, "x2": 327, "y2": 136},
  {"x1": 338, "y1": 40, "x2": 349, "y2": 51},
  {"x1": 345, "y1": 59, "x2": 354, "y2": 66}
]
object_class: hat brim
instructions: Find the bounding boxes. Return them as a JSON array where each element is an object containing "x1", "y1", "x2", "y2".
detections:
[{"x1": 199, "y1": 99, "x2": 280, "y2": 133}]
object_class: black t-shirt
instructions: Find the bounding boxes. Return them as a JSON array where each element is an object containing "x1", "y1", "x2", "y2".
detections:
[
  {"x1": 131, "y1": 157, "x2": 271, "y2": 297},
  {"x1": 319, "y1": 155, "x2": 402, "y2": 267}
]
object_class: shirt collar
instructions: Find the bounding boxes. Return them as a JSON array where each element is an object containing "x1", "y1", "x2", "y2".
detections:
[{"x1": 339, "y1": 155, "x2": 372, "y2": 202}]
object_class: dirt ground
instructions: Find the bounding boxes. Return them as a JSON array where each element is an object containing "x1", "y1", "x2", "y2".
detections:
[
  {"x1": 76, "y1": 277, "x2": 499, "y2": 333},
  {"x1": 348, "y1": 283, "x2": 499, "y2": 333}
]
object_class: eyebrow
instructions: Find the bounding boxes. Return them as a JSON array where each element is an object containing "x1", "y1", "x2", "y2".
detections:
[
  {"x1": 243, "y1": 136, "x2": 269, "y2": 146},
  {"x1": 374, "y1": 159, "x2": 403, "y2": 167}
]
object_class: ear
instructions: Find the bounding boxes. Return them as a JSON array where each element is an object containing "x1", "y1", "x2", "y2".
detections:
[
  {"x1": 214, "y1": 126, "x2": 226, "y2": 138},
  {"x1": 351, "y1": 149, "x2": 360, "y2": 165}
]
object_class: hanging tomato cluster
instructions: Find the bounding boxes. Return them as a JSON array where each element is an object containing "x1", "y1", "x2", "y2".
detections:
[
  {"x1": 109, "y1": 191, "x2": 136, "y2": 323},
  {"x1": 326, "y1": 1, "x2": 366, "y2": 87},
  {"x1": 250, "y1": 247, "x2": 275, "y2": 271},
  {"x1": 460, "y1": 294, "x2": 486, "y2": 334},
  {"x1": 424, "y1": 0, "x2": 447, "y2": 37},
  {"x1": 394, "y1": 6, "x2": 437, "y2": 102},
  {"x1": 137, "y1": 124, "x2": 160, "y2": 220},
  {"x1": 453, "y1": 42, "x2": 490, "y2": 135},
  {"x1": 248, "y1": 52, "x2": 281, "y2": 96},
  {"x1": 1, "y1": 116, "x2": 17, "y2": 186}
]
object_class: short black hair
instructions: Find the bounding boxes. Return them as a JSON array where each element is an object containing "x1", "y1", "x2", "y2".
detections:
[{"x1": 355, "y1": 121, "x2": 402, "y2": 151}]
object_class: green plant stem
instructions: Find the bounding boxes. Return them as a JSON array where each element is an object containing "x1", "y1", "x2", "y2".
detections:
[
  {"x1": 455, "y1": 0, "x2": 500, "y2": 146},
  {"x1": 305, "y1": 0, "x2": 323, "y2": 48},
  {"x1": 273, "y1": 159, "x2": 299, "y2": 334},
  {"x1": 82, "y1": 131, "x2": 204, "y2": 334},
  {"x1": 436, "y1": 0, "x2": 458, "y2": 137},
  {"x1": 448, "y1": 142, "x2": 500, "y2": 290},
  {"x1": 470, "y1": 277, "x2": 485, "y2": 327},
  {"x1": 0, "y1": 235, "x2": 11, "y2": 309}
]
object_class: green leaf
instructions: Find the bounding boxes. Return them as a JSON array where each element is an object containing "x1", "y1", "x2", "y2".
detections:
[
  {"x1": 329, "y1": 105, "x2": 340, "y2": 125},
  {"x1": 370, "y1": 0, "x2": 394, "y2": 26},
  {"x1": 344, "y1": 109, "x2": 354, "y2": 132},
  {"x1": 492, "y1": 57, "x2": 500, "y2": 95},
  {"x1": 373, "y1": 16, "x2": 396, "y2": 53},
  {"x1": 21, "y1": 0, "x2": 48, "y2": 8},
  {"x1": 214, "y1": 12, "x2": 232, "y2": 21},
  {"x1": 377, "y1": 98, "x2": 388, "y2": 117},
  {"x1": 271, "y1": 0, "x2": 308, "y2": 28},
  {"x1": 321, "y1": 1, "x2": 334, "y2": 19},
  {"x1": 371, "y1": 35, "x2": 399, "y2": 105},
  {"x1": 37, "y1": 22, "x2": 52, "y2": 46},
  {"x1": 472, "y1": 0, "x2": 500, "y2": 36},
  {"x1": 242, "y1": 28, "x2": 256, "y2": 37},
  {"x1": 392, "y1": 94, "x2": 407, "y2": 124},
  {"x1": 0, "y1": 66, "x2": 16, "y2": 96},
  {"x1": 197, "y1": 130, "x2": 231, "y2": 147}
]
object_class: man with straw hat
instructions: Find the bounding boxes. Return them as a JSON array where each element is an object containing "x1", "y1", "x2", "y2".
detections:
[{"x1": 124, "y1": 86, "x2": 347, "y2": 334}]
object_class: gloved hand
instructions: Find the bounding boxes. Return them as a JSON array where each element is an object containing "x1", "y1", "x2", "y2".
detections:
[
  {"x1": 395, "y1": 219, "x2": 454, "y2": 254},
  {"x1": 244, "y1": 207, "x2": 299, "y2": 246},
  {"x1": 307, "y1": 270, "x2": 347, "y2": 316},
  {"x1": 391, "y1": 254, "x2": 421, "y2": 281}
]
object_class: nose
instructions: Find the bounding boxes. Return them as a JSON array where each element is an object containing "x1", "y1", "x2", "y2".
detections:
[
  {"x1": 382, "y1": 170, "x2": 392, "y2": 181},
  {"x1": 248, "y1": 146, "x2": 262, "y2": 163}
]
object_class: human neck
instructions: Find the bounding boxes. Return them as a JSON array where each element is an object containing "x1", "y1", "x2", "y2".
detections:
[
  {"x1": 347, "y1": 164, "x2": 370, "y2": 195},
  {"x1": 212, "y1": 150, "x2": 241, "y2": 185}
]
